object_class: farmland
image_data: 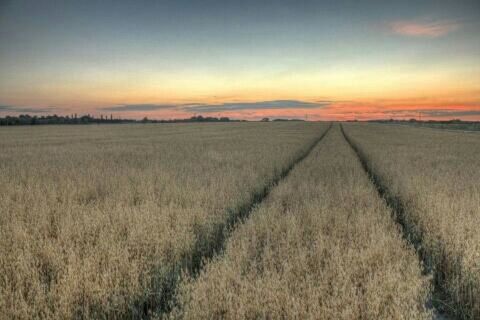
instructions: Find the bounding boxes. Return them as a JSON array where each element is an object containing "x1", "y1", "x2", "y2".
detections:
[
  {"x1": 406, "y1": 122, "x2": 480, "y2": 132},
  {"x1": 0, "y1": 122, "x2": 329, "y2": 319},
  {"x1": 369, "y1": 121, "x2": 480, "y2": 132},
  {"x1": 343, "y1": 123, "x2": 480, "y2": 319},
  {"x1": 0, "y1": 122, "x2": 478, "y2": 319},
  {"x1": 168, "y1": 125, "x2": 430, "y2": 319}
]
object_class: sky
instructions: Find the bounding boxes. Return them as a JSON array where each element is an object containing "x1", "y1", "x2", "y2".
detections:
[{"x1": 0, "y1": 0, "x2": 479, "y2": 120}]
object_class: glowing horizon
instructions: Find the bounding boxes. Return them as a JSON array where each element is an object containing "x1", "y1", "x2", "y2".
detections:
[{"x1": 1, "y1": 1, "x2": 479, "y2": 121}]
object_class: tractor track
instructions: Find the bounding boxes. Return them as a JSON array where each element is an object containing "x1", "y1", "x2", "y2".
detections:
[
  {"x1": 145, "y1": 123, "x2": 333, "y2": 318},
  {"x1": 340, "y1": 123, "x2": 456, "y2": 320}
]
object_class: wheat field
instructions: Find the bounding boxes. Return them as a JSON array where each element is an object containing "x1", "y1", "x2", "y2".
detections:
[
  {"x1": 0, "y1": 122, "x2": 329, "y2": 319},
  {"x1": 0, "y1": 122, "x2": 477, "y2": 319},
  {"x1": 168, "y1": 124, "x2": 431, "y2": 319},
  {"x1": 343, "y1": 123, "x2": 480, "y2": 319}
]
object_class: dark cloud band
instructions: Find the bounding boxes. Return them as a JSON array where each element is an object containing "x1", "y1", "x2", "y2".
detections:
[
  {"x1": 100, "y1": 100, "x2": 330, "y2": 113},
  {"x1": 0, "y1": 105, "x2": 57, "y2": 113},
  {"x1": 101, "y1": 104, "x2": 177, "y2": 112},
  {"x1": 182, "y1": 100, "x2": 331, "y2": 113}
]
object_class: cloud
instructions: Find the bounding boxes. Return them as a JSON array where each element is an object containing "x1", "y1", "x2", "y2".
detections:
[
  {"x1": 101, "y1": 104, "x2": 178, "y2": 112},
  {"x1": 419, "y1": 109, "x2": 480, "y2": 117},
  {"x1": 0, "y1": 105, "x2": 57, "y2": 113},
  {"x1": 315, "y1": 98, "x2": 480, "y2": 121},
  {"x1": 388, "y1": 19, "x2": 459, "y2": 37},
  {"x1": 183, "y1": 100, "x2": 331, "y2": 113}
]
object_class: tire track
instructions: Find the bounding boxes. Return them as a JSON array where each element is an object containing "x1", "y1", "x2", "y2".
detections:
[
  {"x1": 146, "y1": 123, "x2": 332, "y2": 318},
  {"x1": 340, "y1": 123, "x2": 454, "y2": 320}
]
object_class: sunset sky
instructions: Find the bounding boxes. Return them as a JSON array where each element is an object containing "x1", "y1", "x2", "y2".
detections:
[{"x1": 1, "y1": 0, "x2": 479, "y2": 120}]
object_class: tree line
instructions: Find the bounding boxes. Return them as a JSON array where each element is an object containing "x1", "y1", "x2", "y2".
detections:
[{"x1": 0, "y1": 114, "x2": 239, "y2": 126}]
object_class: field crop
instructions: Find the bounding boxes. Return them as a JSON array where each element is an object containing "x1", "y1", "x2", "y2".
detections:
[
  {"x1": 0, "y1": 122, "x2": 329, "y2": 319},
  {"x1": 343, "y1": 123, "x2": 480, "y2": 319},
  {"x1": 168, "y1": 125, "x2": 431, "y2": 320},
  {"x1": 411, "y1": 122, "x2": 480, "y2": 132}
]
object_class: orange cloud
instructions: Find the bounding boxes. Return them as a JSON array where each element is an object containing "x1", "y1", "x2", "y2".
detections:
[
  {"x1": 314, "y1": 98, "x2": 480, "y2": 121},
  {"x1": 388, "y1": 19, "x2": 459, "y2": 37}
]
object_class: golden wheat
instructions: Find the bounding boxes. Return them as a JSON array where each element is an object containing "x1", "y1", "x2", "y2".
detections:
[
  {"x1": 168, "y1": 124, "x2": 431, "y2": 320},
  {"x1": 0, "y1": 122, "x2": 329, "y2": 319},
  {"x1": 343, "y1": 123, "x2": 480, "y2": 319}
]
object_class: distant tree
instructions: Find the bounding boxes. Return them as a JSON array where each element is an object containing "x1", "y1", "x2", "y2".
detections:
[
  {"x1": 0, "y1": 113, "x2": 241, "y2": 126},
  {"x1": 261, "y1": 117, "x2": 269, "y2": 122}
]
